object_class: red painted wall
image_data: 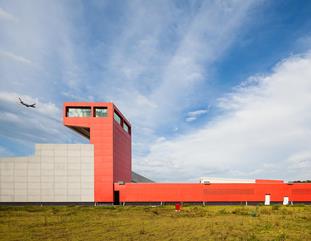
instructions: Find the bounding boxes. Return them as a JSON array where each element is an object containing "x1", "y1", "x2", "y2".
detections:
[
  {"x1": 115, "y1": 183, "x2": 311, "y2": 203},
  {"x1": 64, "y1": 102, "x2": 131, "y2": 203},
  {"x1": 255, "y1": 179, "x2": 284, "y2": 184},
  {"x1": 113, "y1": 106, "x2": 132, "y2": 184}
]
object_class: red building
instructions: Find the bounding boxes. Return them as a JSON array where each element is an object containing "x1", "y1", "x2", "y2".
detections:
[
  {"x1": 64, "y1": 102, "x2": 311, "y2": 205},
  {"x1": 64, "y1": 102, "x2": 131, "y2": 203}
]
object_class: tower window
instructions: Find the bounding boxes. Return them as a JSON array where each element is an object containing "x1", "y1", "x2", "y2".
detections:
[
  {"x1": 123, "y1": 122, "x2": 130, "y2": 134},
  {"x1": 67, "y1": 107, "x2": 91, "y2": 117},
  {"x1": 114, "y1": 111, "x2": 122, "y2": 125},
  {"x1": 94, "y1": 107, "x2": 108, "y2": 117}
]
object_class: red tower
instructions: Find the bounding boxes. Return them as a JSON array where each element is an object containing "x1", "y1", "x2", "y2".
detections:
[{"x1": 63, "y1": 102, "x2": 131, "y2": 203}]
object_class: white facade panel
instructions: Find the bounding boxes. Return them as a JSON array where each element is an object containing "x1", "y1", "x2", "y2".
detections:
[
  {"x1": 28, "y1": 172, "x2": 40, "y2": 180},
  {"x1": 27, "y1": 195, "x2": 40, "y2": 202},
  {"x1": 54, "y1": 157, "x2": 67, "y2": 163},
  {"x1": 0, "y1": 144, "x2": 94, "y2": 202},
  {"x1": 2, "y1": 195, "x2": 14, "y2": 202},
  {"x1": 15, "y1": 195, "x2": 28, "y2": 202},
  {"x1": 2, "y1": 189, "x2": 14, "y2": 195},
  {"x1": 81, "y1": 194, "x2": 93, "y2": 202},
  {"x1": 67, "y1": 195, "x2": 80, "y2": 202},
  {"x1": 55, "y1": 176, "x2": 67, "y2": 183},
  {"x1": 54, "y1": 195, "x2": 67, "y2": 202},
  {"x1": 28, "y1": 188, "x2": 40, "y2": 195}
]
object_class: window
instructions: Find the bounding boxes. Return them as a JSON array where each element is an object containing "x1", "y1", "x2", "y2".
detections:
[
  {"x1": 123, "y1": 122, "x2": 130, "y2": 134},
  {"x1": 94, "y1": 107, "x2": 108, "y2": 117},
  {"x1": 67, "y1": 107, "x2": 91, "y2": 117},
  {"x1": 114, "y1": 111, "x2": 122, "y2": 125}
]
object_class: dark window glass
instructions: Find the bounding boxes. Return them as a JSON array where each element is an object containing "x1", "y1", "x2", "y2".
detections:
[
  {"x1": 114, "y1": 111, "x2": 122, "y2": 125},
  {"x1": 67, "y1": 107, "x2": 91, "y2": 117},
  {"x1": 94, "y1": 107, "x2": 108, "y2": 117}
]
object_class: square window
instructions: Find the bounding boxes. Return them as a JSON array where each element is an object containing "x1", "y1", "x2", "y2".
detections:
[
  {"x1": 114, "y1": 111, "x2": 122, "y2": 125},
  {"x1": 123, "y1": 122, "x2": 130, "y2": 134},
  {"x1": 94, "y1": 107, "x2": 108, "y2": 117}
]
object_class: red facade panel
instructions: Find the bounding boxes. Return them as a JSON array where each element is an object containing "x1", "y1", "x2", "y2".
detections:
[
  {"x1": 255, "y1": 179, "x2": 284, "y2": 184},
  {"x1": 115, "y1": 183, "x2": 311, "y2": 203},
  {"x1": 113, "y1": 121, "x2": 131, "y2": 183}
]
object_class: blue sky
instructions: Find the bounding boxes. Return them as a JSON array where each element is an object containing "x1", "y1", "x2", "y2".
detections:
[{"x1": 1, "y1": 0, "x2": 311, "y2": 182}]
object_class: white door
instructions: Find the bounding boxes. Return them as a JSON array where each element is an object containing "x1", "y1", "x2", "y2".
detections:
[
  {"x1": 283, "y1": 196, "x2": 289, "y2": 205},
  {"x1": 264, "y1": 194, "x2": 270, "y2": 205}
]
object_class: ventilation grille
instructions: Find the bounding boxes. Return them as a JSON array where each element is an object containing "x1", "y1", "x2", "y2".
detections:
[
  {"x1": 292, "y1": 189, "x2": 311, "y2": 195},
  {"x1": 203, "y1": 189, "x2": 255, "y2": 195}
]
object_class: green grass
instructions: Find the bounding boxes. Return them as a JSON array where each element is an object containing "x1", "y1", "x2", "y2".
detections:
[{"x1": 0, "y1": 205, "x2": 311, "y2": 241}]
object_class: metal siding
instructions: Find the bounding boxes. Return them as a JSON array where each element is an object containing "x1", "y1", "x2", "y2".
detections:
[{"x1": 115, "y1": 183, "x2": 311, "y2": 203}]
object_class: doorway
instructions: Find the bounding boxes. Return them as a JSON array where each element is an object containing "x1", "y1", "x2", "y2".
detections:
[{"x1": 114, "y1": 191, "x2": 120, "y2": 205}]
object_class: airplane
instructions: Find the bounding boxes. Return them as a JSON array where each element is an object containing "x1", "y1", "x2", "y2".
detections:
[{"x1": 19, "y1": 97, "x2": 36, "y2": 108}]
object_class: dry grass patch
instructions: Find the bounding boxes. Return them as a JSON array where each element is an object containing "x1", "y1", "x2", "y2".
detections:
[{"x1": 0, "y1": 205, "x2": 310, "y2": 241}]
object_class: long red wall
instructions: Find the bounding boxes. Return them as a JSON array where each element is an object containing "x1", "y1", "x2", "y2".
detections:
[{"x1": 115, "y1": 183, "x2": 311, "y2": 203}]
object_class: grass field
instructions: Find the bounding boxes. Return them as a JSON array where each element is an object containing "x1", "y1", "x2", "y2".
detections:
[{"x1": 0, "y1": 205, "x2": 310, "y2": 241}]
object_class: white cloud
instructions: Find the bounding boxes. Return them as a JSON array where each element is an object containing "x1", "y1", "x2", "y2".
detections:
[
  {"x1": 0, "y1": 1, "x2": 260, "y2": 159},
  {"x1": 185, "y1": 117, "x2": 196, "y2": 122},
  {"x1": 188, "y1": 110, "x2": 209, "y2": 117},
  {"x1": 0, "y1": 146, "x2": 12, "y2": 156},
  {"x1": 0, "y1": 91, "x2": 84, "y2": 154},
  {"x1": 186, "y1": 109, "x2": 209, "y2": 122},
  {"x1": 136, "y1": 53, "x2": 311, "y2": 182},
  {"x1": 146, "y1": 1, "x2": 257, "y2": 124},
  {"x1": 92, "y1": 1, "x2": 260, "y2": 165},
  {"x1": 0, "y1": 50, "x2": 32, "y2": 65},
  {"x1": 0, "y1": 91, "x2": 59, "y2": 119},
  {"x1": 94, "y1": 1, "x2": 258, "y2": 130},
  {"x1": 0, "y1": 7, "x2": 18, "y2": 22},
  {"x1": 0, "y1": 0, "x2": 85, "y2": 99}
]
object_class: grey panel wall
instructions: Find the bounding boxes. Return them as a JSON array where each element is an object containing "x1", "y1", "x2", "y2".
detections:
[{"x1": 0, "y1": 144, "x2": 94, "y2": 202}]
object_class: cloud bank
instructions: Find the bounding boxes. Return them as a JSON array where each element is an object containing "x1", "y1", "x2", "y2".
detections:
[{"x1": 136, "y1": 53, "x2": 311, "y2": 182}]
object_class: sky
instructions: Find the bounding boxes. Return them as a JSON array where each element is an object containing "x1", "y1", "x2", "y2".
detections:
[{"x1": 1, "y1": 0, "x2": 311, "y2": 182}]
